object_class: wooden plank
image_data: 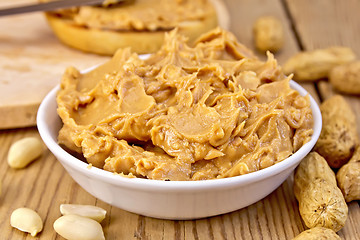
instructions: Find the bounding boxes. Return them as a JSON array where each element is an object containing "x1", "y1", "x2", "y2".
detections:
[
  {"x1": 283, "y1": 0, "x2": 360, "y2": 55},
  {"x1": 285, "y1": 0, "x2": 360, "y2": 239}
]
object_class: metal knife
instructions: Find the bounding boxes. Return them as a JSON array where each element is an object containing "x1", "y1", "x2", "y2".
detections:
[{"x1": 0, "y1": 0, "x2": 123, "y2": 17}]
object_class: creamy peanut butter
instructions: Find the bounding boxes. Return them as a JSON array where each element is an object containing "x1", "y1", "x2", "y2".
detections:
[{"x1": 57, "y1": 28, "x2": 314, "y2": 180}]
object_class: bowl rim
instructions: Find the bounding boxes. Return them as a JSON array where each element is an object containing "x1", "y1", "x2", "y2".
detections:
[{"x1": 37, "y1": 80, "x2": 322, "y2": 192}]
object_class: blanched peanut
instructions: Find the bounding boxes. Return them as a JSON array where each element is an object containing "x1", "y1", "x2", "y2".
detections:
[
  {"x1": 60, "y1": 204, "x2": 106, "y2": 222},
  {"x1": 54, "y1": 214, "x2": 105, "y2": 240},
  {"x1": 253, "y1": 16, "x2": 284, "y2": 53},
  {"x1": 292, "y1": 227, "x2": 341, "y2": 240},
  {"x1": 10, "y1": 208, "x2": 43, "y2": 237},
  {"x1": 7, "y1": 137, "x2": 43, "y2": 169},
  {"x1": 283, "y1": 46, "x2": 356, "y2": 81}
]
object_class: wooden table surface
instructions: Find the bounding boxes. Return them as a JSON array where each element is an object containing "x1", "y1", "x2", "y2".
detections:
[{"x1": 0, "y1": 0, "x2": 359, "y2": 239}]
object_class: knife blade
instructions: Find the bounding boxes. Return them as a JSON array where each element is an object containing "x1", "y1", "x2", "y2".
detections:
[{"x1": 0, "y1": 0, "x2": 121, "y2": 17}]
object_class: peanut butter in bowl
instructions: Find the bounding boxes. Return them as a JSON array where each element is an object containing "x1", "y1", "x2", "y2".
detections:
[{"x1": 56, "y1": 28, "x2": 314, "y2": 181}]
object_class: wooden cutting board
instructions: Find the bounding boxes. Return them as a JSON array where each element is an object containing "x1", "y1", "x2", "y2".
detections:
[{"x1": 0, "y1": 8, "x2": 109, "y2": 129}]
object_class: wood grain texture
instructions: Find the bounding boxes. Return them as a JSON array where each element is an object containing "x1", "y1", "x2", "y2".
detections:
[{"x1": 0, "y1": 0, "x2": 359, "y2": 239}]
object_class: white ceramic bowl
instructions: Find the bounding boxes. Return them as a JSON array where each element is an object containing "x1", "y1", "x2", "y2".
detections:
[{"x1": 37, "y1": 80, "x2": 322, "y2": 220}]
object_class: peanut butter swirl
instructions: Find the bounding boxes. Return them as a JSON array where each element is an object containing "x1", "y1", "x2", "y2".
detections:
[{"x1": 57, "y1": 28, "x2": 313, "y2": 180}]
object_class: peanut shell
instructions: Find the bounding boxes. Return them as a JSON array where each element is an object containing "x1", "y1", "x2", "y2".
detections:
[
  {"x1": 336, "y1": 146, "x2": 360, "y2": 202},
  {"x1": 294, "y1": 152, "x2": 336, "y2": 200},
  {"x1": 298, "y1": 178, "x2": 348, "y2": 232},
  {"x1": 292, "y1": 227, "x2": 341, "y2": 240},
  {"x1": 283, "y1": 47, "x2": 356, "y2": 81},
  {"x1": 253, "y1": 16, "x2": 284, "y2": 53},
  {"x1": 314, "y1": 95, "x2": 358, "y2": 168},
  {"x1": 329, "y1": 61, "x2": 360, "y2": 94}
]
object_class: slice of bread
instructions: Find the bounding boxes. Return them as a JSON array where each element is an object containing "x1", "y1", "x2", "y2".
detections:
[{"x1": 45, "y1": 0, "x2": 229, "y2": 55}]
